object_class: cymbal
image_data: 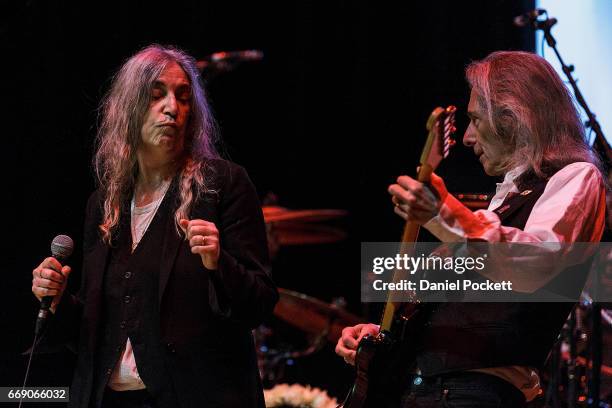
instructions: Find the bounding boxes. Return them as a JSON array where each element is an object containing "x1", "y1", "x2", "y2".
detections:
[
  {"x1": 270, "y1": 224, "x2": 347, "y2": 246},
  {"x1": 262, "y1": 206, "x2": 348, "y2": 224},
  {"x1": 274, "y1": 288, "x2": 364, "y2": 344},
  {"x1": 263, "y1": 206, "x2": 348, "y2": 246}
]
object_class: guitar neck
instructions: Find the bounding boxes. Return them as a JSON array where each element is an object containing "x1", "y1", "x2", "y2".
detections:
[
  {"x1": 376, "y1": 105, "x2": 456, "y2": 334},
  {"x1": 380, "y1": 163, "x2": 434, "y2": 331},
  {"x1": 401, "y1": 163, "x2": 433, "y2": 242}
]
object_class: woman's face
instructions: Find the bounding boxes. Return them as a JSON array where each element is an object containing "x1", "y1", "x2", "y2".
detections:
[{"x1": 139, "y1": 62, "x2": 192, "y2": 160}]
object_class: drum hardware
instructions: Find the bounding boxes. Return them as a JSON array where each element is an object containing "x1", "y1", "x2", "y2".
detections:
[
  {"x1": 273, "y1": 289, "x2": 363, "y2": 344},
  {"x1": 542, "y1": 292, "x2": 612, "y2": 407},
  {"x1": 256, "y1": 289, "x2": 364, "y2": 387},
  {"x1": 262, "y1": 332, "x2": 329, "y2": 386}
]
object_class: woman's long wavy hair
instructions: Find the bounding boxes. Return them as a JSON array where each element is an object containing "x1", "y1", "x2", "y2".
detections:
[
  {"x1": 465, "y1": 51, "x2": 600, "y2": 178},
  {"x1": 94, "y1": 45, "x2": 219, "y2": 244}
]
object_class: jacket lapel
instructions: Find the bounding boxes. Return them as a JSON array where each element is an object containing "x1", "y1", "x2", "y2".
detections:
[
  {"x1": 158, "y1": 178, "x2": 184, "y2": 304},
  {"x1": 85, "y1": 198, "x2": 131, "y2": 328},
  {"x1": 83, "y1": 237, "x2": 108, "y2": 351},
  {"x1": 87, "y1": 242, "x2": 109, "y2": 297}
]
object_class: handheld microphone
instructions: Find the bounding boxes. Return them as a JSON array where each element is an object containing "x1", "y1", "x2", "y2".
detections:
[
  {"x1": 209, "y1": 50, "x2": 264, "y2": 63},
  {"x1": 196, "y1": 50, "x2": 264, "y2": 73},
  {"x1": 513, "y1": 9, "x2": 545, "y2": 27},
  {"x1": 513, "y1": 9, "x2": 557, "y2": 30},
  {"x1": 35, "y1": 235, "x2": 74, "y2": 335}
]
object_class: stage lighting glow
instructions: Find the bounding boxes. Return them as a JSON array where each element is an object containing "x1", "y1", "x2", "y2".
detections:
[{"x1": 537, "y1": 0, "x2": 612, "y2": 146}]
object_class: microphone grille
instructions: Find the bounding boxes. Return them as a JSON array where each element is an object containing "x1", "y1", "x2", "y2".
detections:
[
  {"x1": 51, "y1": 235, "x2": 74, "y2": 260},
  {"x1": 513, "y1": 15, "x2": 528, "y2": 27}
]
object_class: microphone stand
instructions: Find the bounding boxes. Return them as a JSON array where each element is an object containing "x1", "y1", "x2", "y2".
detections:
[
  {"x1": 526, "y1": 13, "x2": 608, "y2": 407},
  {"x1": 534, "y1": 14, "x2": 611, "y2": 171}
]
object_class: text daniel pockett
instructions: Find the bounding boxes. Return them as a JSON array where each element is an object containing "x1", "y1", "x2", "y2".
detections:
[{"x1": 372, "y1": 279, "x2": 513, "y2": 292}]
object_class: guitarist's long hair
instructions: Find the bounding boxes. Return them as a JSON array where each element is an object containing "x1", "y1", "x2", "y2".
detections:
[{"x1": 466, "y1": 51, "x2": 602, "y2": 179}]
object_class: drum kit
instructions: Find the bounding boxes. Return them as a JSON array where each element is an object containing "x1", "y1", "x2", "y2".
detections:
[
  {"x1": 542, "y1": 294, "x2": 612, "y2": 407},
  {"x1": 199, "y1": 50, "x2": 612, "y2": 405},
  {"x1": 258, "y1": 204, "x2": 361, "y2": 386},
  {"x1": 198, "y1": 48, "x2": 362, "y2": 390}
]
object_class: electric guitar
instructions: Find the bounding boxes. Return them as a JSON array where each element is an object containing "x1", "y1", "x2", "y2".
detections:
[{"x1": 340, "y1": 105, "x2": 457, "y2": 408}]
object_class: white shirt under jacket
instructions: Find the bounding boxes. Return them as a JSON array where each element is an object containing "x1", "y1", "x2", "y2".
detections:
[{"x1": 108, "y1": 191, "x2": 169, "y2": 391}]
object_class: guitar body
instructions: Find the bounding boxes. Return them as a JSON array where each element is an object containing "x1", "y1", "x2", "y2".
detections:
[
  {"x1": 342, "y1": 332, "x2": 404, "y2": 408},
  {"x1": 340, "y1": 106, "x2": 456, "y2": 408},
  {"x1": 340, "y1": 305, "x2": 431, "y2": 408}
]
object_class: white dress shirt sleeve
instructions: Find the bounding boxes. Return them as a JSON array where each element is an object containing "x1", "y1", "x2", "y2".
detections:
[{"x1": 423, "y1": 161, "x2": 606, "y2": 292}]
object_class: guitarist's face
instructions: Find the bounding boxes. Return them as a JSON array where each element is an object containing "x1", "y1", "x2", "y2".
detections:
[{"x1": 464, "y1": 90, "x2": 505, "y2": 176}]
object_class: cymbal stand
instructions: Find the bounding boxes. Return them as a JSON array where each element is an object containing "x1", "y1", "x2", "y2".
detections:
[{"x1": 567, "y1": 309, "x2": 578, "y2": 408}]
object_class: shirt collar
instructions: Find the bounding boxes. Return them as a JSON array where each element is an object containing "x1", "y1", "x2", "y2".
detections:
[{"x1": 495, "y1": 165, "x2": 528, "y2": 195}]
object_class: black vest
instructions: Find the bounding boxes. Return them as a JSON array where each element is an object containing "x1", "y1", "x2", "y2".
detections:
[
  {"x1": 416, "y1": 175, "x2": 590, "y2": 375},
  {"x1": 91, "y1": 193, "x2": 177, "y2": 407}
]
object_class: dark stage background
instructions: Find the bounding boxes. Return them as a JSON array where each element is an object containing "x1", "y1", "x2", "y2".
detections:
[{"x1": 1, "y1": 0, "x2": 533, "y2": 401}]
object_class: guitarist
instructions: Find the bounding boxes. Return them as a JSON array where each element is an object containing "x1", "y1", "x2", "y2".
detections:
[{"x1": 336, "y1": 51, "x2": 607, "y2": 407}]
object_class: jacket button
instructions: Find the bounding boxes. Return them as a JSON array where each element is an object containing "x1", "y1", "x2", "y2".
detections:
[
  {"x1": 120, "y1": 321, "x2": 127, "y2": 329},
  {"x1": 124, "y1": 271, "x2": 132, "y2": 279},
  {"x1": 166, "y1": 342, "x2": 176, "y2": 354},
  {"x1": 123, "y1": 295, "x2": 131, "y2": 304},
  {"x1": 106, "y1": 368, "x2": 112, "y2": 375}
]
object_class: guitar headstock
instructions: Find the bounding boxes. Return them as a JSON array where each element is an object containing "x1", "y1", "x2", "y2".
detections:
[{"x1": 420, "y1": 105, "x2": 457, "y2": 173}]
